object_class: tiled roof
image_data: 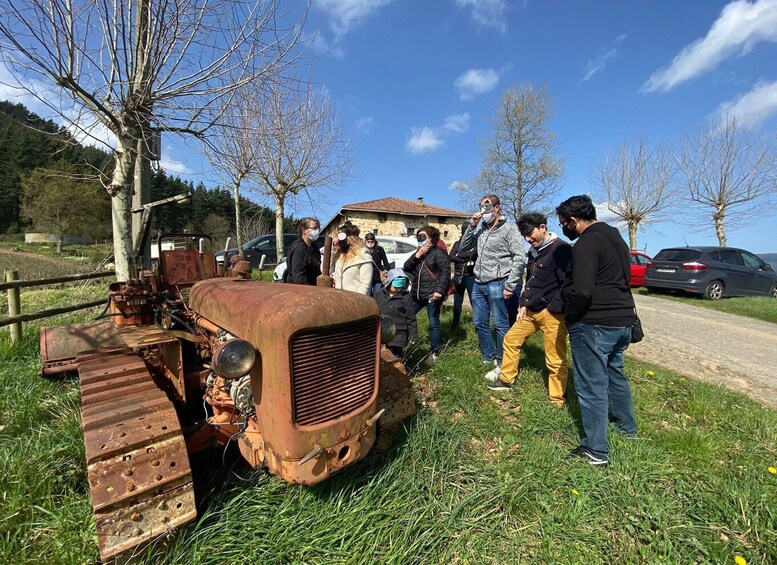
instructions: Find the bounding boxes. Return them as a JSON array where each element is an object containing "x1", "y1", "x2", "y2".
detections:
[{"x1": 341, "y1": 197, "x2": 469, "y2": 217}]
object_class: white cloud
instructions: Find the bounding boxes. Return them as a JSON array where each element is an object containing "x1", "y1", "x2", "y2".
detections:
[
  {"x1": 160, "y1": 152, "x2": 193, "y2": 175},
  {"x1": 455, "y1": 0, "x2": 509, "y2": 33},
  {"x1": 355, "y1": 116, "x2": 374, "y2": 134},
  {"x1": 407, "y1": 127, "x2": 443, "y2": 154},
  {"x1": 715, "y1": 79, "x2": 777, "y2": 126},
  {"x1": 314, "y1": 0, "x2": 393, "y2": 38},
  {"x1": 643, "y1": 0, "x2": 777, "y2": 93},
  {"x1": 454, "y1": 68, "x2": 500, "y2": 100},
  {"x1": 443, "y1": 113, "x2": 470, "y2": 133},
  {"x1": 406, "y1": 113, "x2": 470, "y2": 154},
  {"x1": 582, "y1": 35, "x2": 625, "y2": 82}
]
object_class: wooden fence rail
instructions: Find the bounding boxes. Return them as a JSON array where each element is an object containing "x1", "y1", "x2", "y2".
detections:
[{"x1": 2, "y1": 270, "x2": 115, "y2": 342}]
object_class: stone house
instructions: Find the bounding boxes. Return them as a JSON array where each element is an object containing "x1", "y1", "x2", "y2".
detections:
[{"x1": 321, "y1": 197, "x2": 471, "y2": 250}]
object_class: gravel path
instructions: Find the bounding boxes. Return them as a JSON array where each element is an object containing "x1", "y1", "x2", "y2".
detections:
[{"x1": 629, "y1": 293, "x2": 777, "y2": 409}]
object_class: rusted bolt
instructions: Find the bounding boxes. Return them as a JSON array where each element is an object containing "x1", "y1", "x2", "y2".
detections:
[
  {"x1": 158, "y1": 501, "x2": 168, "y2": 511},
  {"x1": 134, "y1": 527, "x2": 143, "y2": 536},
  {"x1": 151, "y1": 460, "x2": 160, "y2": 467},
  {"x1": 127, "y1": 484, "x2": 136, "y2": 492},
  {"x1": 155, "y1": 474, "x2": 163, "y2": 481},
  {"x1": 130, "y1": 511, "x2": 142, "y2": 522},
  {"x1": 123, "y1": 468, "x2": 133, "y2": 477}
]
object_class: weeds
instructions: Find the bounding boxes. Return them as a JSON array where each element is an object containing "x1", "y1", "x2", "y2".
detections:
[{"x1": 0, "y1": 304, "x2": 775, "y2": 563}]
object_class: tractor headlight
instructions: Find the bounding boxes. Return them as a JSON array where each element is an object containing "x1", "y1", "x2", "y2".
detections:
[
  {"x1": 380, "y1": 315, "x2": 396, "y2": 345},
  {"x1": 213, "y1": 339, "x2": 256, "y2": 379}
]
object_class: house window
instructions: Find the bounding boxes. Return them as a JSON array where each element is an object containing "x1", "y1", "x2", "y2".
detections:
[
  {"x1": 373, "y1": 228, "x2": 378, "y2": 235},
  {"x1": 407, "y1": 227, "x2": 415, "y2": 236},
  {"x1": 437, "y1": 216, "x2": 446, "y2": 223},
  {"x1": 378, "y1": 213, "x2": 388, "y2": 223},
  {"x1": 443, "y1": 230, "x2": 449, "y2": 239}
]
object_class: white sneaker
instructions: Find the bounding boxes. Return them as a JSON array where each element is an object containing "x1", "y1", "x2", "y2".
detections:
[{"x1": 484, "y1": 366, "x2": 500, "y2": 382}]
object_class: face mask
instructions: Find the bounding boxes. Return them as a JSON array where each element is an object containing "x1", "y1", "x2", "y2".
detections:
[
  {"x1": 482, "y1": 212, "x2": 494, "y2": 224},
  {"x1": 309, "y1": 229, "x2": 320, "y2": 241},
  {"x1": 391, "y1": 277, "x2": 407, "y2": 289},
  {"x1": 366, "y1": 241, "x2": 375, "y2": 247},
  {"x1": 416, "y1": 235, "x2": 427, "y2": 247},
  {"x1": 562, "y1": 225, "x2": 578, "y2": 241}
]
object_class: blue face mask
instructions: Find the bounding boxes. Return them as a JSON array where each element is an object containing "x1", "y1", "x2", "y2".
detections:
[{"x1": 391, "y1": 277, "x2": 407, "y2": 289}]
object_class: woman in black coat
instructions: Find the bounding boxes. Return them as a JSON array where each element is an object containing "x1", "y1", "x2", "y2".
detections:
[
  {"x1": 403, "y1": 225, "x2": 450, "y2": 362},
  {"x1": 284, "y1": 217, "x2": 321, "y2": 285}
]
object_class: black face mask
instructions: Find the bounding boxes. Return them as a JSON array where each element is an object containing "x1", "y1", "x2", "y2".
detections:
[
  {"x1": 416, "y1": 235, "x2": 427, "y2": 244},
  {"x1": 562, "y1": 225, "x2": 579, "y2": 241}
]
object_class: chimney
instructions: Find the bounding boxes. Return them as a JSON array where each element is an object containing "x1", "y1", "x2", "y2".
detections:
[{"x1": 417, "y1": 197, "x2": 424, "y2": 206}]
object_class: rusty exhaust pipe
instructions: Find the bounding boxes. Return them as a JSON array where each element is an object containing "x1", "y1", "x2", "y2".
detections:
[{"x1": 317, "y1": 235, "x2": 333, "y2": 287}]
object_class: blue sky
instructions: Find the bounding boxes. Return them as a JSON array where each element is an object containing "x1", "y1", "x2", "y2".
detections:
[
  {"x1": 3, "y1": 0, "x2": 776, "y2": 254},
  {"x1": 283, "y1": 0, "x2": 777, "y2": 255}
]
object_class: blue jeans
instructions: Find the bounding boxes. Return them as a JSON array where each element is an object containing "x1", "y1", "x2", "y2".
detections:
[
  {"x1": 567, "y1": 322, "x2": 636, "y2": 459},
  {"x1": 452, "y1": 274, "x2": 475, "y2": 327},
  {"x1": 412, "y1": 297, "x2": 443, "y2": 354},
  {"x1": 471, "y1": 279, "x2": 512, "y2": 365}
]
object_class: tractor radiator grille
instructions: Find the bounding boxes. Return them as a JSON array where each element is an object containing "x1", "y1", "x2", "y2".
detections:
[{"x1": 290, "y1": 318, "x2": 378, "y2": 426}]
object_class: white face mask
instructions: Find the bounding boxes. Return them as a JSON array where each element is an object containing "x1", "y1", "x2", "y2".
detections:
[
  {"x1": 482, "y1": 212, "x2": 494, "y2": 224},
  {"x1": 309, "y1": 229, "x2": 320, "y2": 241}
]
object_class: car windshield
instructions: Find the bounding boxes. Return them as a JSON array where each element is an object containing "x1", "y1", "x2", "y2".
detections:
[{"x1": 654, "y1": 249, "x2": 701, "y2": 262}]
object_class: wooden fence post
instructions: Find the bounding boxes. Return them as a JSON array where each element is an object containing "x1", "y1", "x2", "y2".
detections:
[{"x1": 6, "y1": 270, "x2": 22, "y2": 343}]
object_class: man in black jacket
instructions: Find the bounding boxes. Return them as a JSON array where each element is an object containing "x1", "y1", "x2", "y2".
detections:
[
  {"x1": 365, "y1": 232, "x2": 390, "y2": 296},
  {"x1": 486, "y1": 213, "x2": 572, "y2": 406},
  {"x1": 556, "y1": 195, "x2": 636, "y2": 467},
  {"x1": 285, "y1": 217, "x2": 321, "y2": 285},
  {"x1": 449, "y1": 221, "x2": 477, "y2": 328}
]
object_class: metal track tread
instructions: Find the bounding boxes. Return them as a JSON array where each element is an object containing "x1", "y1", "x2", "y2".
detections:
[{"x1": 76, "y1": 350, "x2": 197, "y2": 561}]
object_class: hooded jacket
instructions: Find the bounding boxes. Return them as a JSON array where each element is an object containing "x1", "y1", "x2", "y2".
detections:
[
  {"x1": 519, "y1": 233, "x2": 572, "y2": 314},
  {"x1": 285, "y1": 237, "x2": 321, "y2": 285},
  {"x1": 374, "y1": 268, "x2": 418, "y2": 348},
  {"x1": 332, "y1": 249, "x2": 373, "y2": 295},
  {"x1": 461, "y1": 217, "x2": 526, "y2": 292}
]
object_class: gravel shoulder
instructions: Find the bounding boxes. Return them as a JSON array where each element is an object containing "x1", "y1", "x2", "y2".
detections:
[{"x1": 629, "y1": 293, "x2": 777, "y2": 409}]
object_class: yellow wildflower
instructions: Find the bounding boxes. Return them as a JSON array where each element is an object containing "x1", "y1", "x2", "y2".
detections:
[
  {"x1": 571, "y1": 489, "x2": 579, "y2": 496},
  {"x1": 646, "y1": 370, "x2": 655, "y2": 377},
  {"x1": 768, "y1": 466, "x2": 777, "y2": 475},
  {"x1": 734, "y1": 556, "x2": 747, "y2": 565}
]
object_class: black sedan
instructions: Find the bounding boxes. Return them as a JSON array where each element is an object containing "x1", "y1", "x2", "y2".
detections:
[
  {"x1": 643, "y1": 246, "x2": 777, "y2": 300},
  {"x1": 215, "y1": 233, "x2": 299, "y2": 268}
]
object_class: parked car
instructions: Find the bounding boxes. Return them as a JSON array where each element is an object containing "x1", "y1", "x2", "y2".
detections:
[
  {"x1": 272, "y1": 235, "x2": 419, "y2": 282},
  {"x1": 643, "y1": 246, "x2": 777, "y2": 300},
  {"x1": 215, "y1": 233, "x2": 299, "y2": 269},
  {"x1": 629, "y1": 251, "x2": 652, "y2": 287}
]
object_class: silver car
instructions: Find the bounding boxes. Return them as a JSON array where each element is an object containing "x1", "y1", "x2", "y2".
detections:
[{"x1": 272, "y1": 236, "x2": 419, "y2": 282}]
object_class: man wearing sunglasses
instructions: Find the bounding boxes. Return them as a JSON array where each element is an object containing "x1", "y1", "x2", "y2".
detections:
[{"x1": 460, "y1": 195, "x2": 526, "y2": 369}]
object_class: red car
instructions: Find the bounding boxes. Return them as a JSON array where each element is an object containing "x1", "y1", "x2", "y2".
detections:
[{"x1": 629, "y1": 251, "x2": 652, "y2": 287}]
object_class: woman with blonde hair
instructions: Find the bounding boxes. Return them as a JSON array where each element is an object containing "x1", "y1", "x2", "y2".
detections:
[{"x1": 331, "y1": 222, "x2": 372, "y2": 294}]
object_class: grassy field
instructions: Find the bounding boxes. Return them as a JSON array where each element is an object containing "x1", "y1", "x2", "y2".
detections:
[
  {"x1": 636, "y1": 288, "x2": 777, "y2": 324},
  {"x1": 0, "y1": 300, "x2": 775, "y2": 564}
]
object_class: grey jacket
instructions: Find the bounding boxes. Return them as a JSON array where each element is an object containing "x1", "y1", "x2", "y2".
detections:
[{"x1": 461, "y1": 217, "x2": 526, "y2": 292}]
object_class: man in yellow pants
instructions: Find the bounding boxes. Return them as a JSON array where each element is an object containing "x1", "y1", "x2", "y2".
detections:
[{"x1": 486, "y1": 212, "x2": 572, "y2": 406}]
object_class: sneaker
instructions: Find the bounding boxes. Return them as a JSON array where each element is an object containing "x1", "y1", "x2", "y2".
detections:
[
  {"x1": 426, "y1": 352, "x2": 439, "y2": 365},
  {"x1": 482, "y1": 358, "x2": 497, "y2": 366},
  {"x1": 567, "y1": 446, "x2": 609, "y2": 467},
  {"x1": 487, "y1": 378, "x2": 514, "y2": 391},
  {"x1": 484, "y1": 366, "x2": 501, "y2": 382}
]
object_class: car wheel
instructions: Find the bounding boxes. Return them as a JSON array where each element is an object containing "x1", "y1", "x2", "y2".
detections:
[
  {"x1": 704, "y1": 280, "x2": 724, "y2": 300},
  {"x1": 769, "y1": 284, "x2": 777, "y2": 298}
]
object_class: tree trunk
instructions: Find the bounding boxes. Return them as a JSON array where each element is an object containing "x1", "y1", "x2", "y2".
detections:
[
  {"x1": 132, "y1": 137, "x2": 152, "y2": 268},
  {"x1": 628, "y1": 221, "x2": 637, "y2": 251},
  {"x1": 274, "y1": 191, "x2": 285, "y2": 264},
  {"x1": 233, "y1": 179, "x2": 243, "y2": 256},
  {"x1": 714, "y1": 207, "x2": 727, "y2": 247},
  {"x1": 111, "y1": 137, "x2": 137, "y2": 281}
]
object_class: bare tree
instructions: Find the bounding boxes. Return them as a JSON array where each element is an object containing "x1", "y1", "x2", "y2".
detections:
[
  {"x1": 678, "y1": 116, "x2": 777, "y2": 246},
  {"x1": 458, "y1": 84, "x2": 564, "y2": 222},
  {"x1": 592, "y1": 136, "x2": 678, "y2": 250},
  {"x1": 247, "y1": 75, "x2": 354, "y2": 259},
  {"x1": 0, "y1": 0, "x2": 305, "y2": 280},
  {"x1": 237, "y1": 210, "x2": 273, "y2": 248}
]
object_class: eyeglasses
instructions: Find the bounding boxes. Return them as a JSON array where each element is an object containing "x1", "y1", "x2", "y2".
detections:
[
  {"x1": 479, "y1": 202, "x2": 494, "y2": 213},
  {"x1": 558, "y1": 218, "x2": 574, "y2": 229}
]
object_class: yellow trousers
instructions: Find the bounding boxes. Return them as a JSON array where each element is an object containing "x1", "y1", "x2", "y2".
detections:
[{"x1": 499, "y1": 309, "x2": 568, "y2": 405}]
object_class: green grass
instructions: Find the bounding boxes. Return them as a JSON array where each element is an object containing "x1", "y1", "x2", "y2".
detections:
[
  {"x1": 1, "y1": 305, "x2": 775, "y2": 564},
  {"x1": 636, "y1": 288, "x2": 777, "y2": 324}
]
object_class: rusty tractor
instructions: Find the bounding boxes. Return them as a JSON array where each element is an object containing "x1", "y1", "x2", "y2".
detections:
[{"x1": 39, "y1": 214, "x2": 416, "y2": 561}]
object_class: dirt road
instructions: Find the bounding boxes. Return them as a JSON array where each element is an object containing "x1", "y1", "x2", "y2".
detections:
[{"x1": 629, "y1": 294, "x2": 777, "y2": 409}]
